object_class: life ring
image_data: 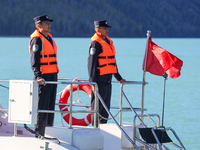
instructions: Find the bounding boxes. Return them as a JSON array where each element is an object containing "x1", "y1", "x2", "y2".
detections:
[{"x1": 59, "y1": 84, "x2": 92, "y2": 126}]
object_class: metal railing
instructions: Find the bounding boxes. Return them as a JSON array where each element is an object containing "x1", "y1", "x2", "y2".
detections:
[
  {"x1": 133, "y1": 113, "x2": 186, "y2": 150},
  {"x1": 0, "y1": 79, "x2": 99, "y2": 134},
  {"x1": 0, "y1": 79, "x2": 146, "y2": 139},
  {"x1": 43, "y1": 80, "x2": 99, "y2": 128},
  {"x1": 94, "y1": 80, "x2": 148, "y2": 150},
  {"x1": 0, "y1": 79, "x2": 186, "y2": 150},
  {"x1": 120, "y1": 81, "x2": 148, "y2": 126}
]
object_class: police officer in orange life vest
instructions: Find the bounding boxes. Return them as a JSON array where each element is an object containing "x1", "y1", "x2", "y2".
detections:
[
  {"x1": 29, "y1": 15, "x2": 59, "y2": 137},
  {"x1": 88, "y1": 20, "x2": 126, "y2": 124}
]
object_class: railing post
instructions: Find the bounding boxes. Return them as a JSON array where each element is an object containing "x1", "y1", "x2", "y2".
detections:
[
  {"x1": 77, "y1": 83, "x2": 80, "y2": 102},
  {"x1": 119, "y1": 83, "x2": 124, "y2": 126},
  {"x1": 94, "y1": 84, "x2": 99, "y2": 128},
  {"x1": 69, "y1": 83, "x2": 73, "y2": 128}
]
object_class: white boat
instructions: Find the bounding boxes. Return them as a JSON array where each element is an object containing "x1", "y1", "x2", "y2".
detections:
[{"x1": 0, "y1": 78, "x2": 185, "y2": 150}]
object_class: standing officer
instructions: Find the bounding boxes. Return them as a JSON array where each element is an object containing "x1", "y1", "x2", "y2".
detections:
[
  {"x1": 88, "y1": 20, "x2": 125, "y2": 124},
  {"x1": 29, "y1": 15, "x2": 59, "y2": 137}
]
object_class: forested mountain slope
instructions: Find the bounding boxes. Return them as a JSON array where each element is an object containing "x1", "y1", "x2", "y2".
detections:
[{"x1": 0, "y1": 0, "x2": 199, "y2": 37}]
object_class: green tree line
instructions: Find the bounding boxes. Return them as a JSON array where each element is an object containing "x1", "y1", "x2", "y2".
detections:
[{"x1": 0, "y1": 0, "x2": 200, "y2": 37}]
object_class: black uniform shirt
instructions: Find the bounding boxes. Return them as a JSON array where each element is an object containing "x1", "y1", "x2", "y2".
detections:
[
  {"x1": 30, "y1": 34, "x2": 53, "y2": 80},
  {"x1": 87, "y1": 40, "x2": 122, "y2": 83}
]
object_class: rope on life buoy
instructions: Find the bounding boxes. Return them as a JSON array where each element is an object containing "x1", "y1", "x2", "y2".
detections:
[{"x1": 59, "y1": 84, "x2": 92, "y2": 126}]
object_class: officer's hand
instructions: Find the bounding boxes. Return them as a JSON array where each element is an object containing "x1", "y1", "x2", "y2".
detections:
[
  {"x1": 37, "y1": 78, "x2": 46, "y2": 86},
  {"x1": 119, "y1": 79, "x2": 126, "y2": 84}
]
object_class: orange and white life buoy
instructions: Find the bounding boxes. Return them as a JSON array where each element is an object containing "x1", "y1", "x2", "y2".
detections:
[{"x1": 59, "y1": 84, "x2": 92, "y2": 126}]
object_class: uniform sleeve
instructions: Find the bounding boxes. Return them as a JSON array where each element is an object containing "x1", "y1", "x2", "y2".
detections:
[
  {"x1": 87, "y1": 41, "x2": 102, "y2": 82},
  {"x1": 113, "y1": 65, "x2": 123, "y2": 81},
  {"x1": 30, "y1": 37, "x2": 43, "y2": 80}
]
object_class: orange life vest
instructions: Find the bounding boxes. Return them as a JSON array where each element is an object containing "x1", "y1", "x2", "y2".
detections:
[
  {"x1": 91, "y1": 33, "x2": 117, "y2": 75},
  {"x1": 29, "y1": 30, "x2": 59, "y2": 74}
]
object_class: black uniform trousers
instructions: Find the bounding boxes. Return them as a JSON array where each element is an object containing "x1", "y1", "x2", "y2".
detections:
[
  {"x1": 34, "y1": 73, "x2": 57, "y2": 136},
  {"x1": 91, "y1": 82, "x2": 112, "y2": 124}
]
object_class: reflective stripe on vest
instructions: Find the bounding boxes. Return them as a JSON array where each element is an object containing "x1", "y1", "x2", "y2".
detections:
[
  {"x1": 29, "y1": 30, "x2": 59, "y2": 74},
  {"x1": 91, "y1": 33, "x2": 117, "y2": 75}
]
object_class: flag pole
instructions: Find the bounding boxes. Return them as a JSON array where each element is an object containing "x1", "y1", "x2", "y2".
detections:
[
  {"x1": 162, "y1": 73, "x2": 168, "y2": 127},
  {"x1": 141, "y1": 30, "x2": 151, "y2": 119}
]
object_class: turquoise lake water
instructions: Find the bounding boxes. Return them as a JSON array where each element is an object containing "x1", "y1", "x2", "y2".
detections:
[{"x1": 0, "y1": 37, "x2": 200, "y2": 149}]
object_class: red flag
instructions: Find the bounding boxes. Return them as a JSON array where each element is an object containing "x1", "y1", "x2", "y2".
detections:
[{"x1": 143, "y1": 37, "x2": 183, "y2": 79}]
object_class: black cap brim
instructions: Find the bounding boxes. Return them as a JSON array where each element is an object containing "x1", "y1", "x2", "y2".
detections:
[
  {"x1": 104, "y1": 25, "x2": 111, "y2": 28},
  {"x1": 95, "y1": 25, "x2": 111, "y2": 28},
  {"x1": 43, "y1": 19, "x2": 53, "y2": 22}
]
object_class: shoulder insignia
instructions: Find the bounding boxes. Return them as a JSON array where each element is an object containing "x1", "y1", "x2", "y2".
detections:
[
  {"x1": 90, "y1": 48, "x2": 96, "y2": 55},
  {"x1": 32, "y1": 44, "x2": 39, "y2": 52}
]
